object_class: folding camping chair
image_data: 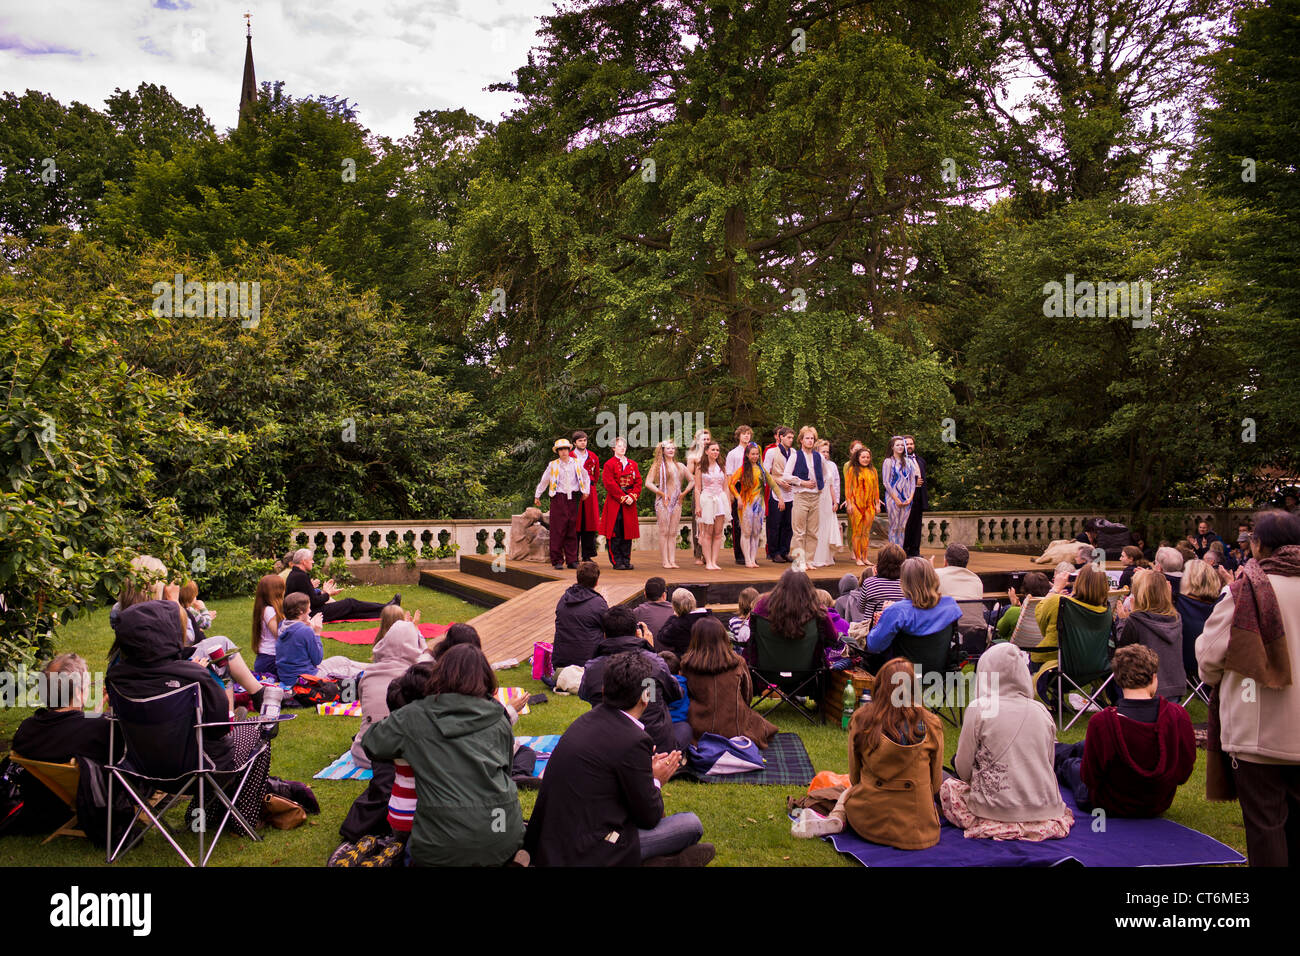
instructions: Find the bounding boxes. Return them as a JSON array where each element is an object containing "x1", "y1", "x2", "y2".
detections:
[
  {"x1": 1009, "y1": 596, "x2": 1044, "y2": 651},
  {"x1": 8, "y1": 755, "x2": 85, "y2": 844},
  {"x1": 748, "y1": 615, "x2": 828, "y2": 724},
  {"x1": 105, "y1": 682, "x2": 271, "y2": 867},
  {"x1": 1033, "y1": 598, "x2": 1114, "y2": 731},
  {"x1": 954, "y1": 600, "x2": 994, "y2": 663},
  {"x1": 892, "y1": 622, "x2": 965, "y2": 727}
]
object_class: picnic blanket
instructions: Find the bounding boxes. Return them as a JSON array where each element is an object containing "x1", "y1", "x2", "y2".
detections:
[
  {"x1": 824, "y1": 787, "x2": 1245, "y2": 867},
  {"x1": 496, "y1": 686, "x2": 530, "y2": 716},
  {"x1": 315, "y1": 733, "x2": 564, "y2": 782},
  {"x1": 322, "y1": 622, "x2": 452, "y2": 646},
  {"x1": 681, "y1": 732, "x2": 815, "y2": 786},
  {"x1": 515, "y1": 734, "x2": 561, "y2": 779},
  {"x1": 317, "y1": 701, "x2": 362, "y2": 716}
]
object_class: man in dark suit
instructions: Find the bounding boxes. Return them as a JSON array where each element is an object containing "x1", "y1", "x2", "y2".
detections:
[
  {"x1": 902, "y1": 436, "x2": 928, "y2": 557},
  {"x1": 524, "y1": 651, "x2": 713, "y2": 866},
  {"x1": 284, "y1": 548, "x2": 396, "y2": 623}
]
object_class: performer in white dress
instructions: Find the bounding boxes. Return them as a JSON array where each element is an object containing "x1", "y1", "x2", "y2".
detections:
[
  {"x1": 694, "y1": 442, "x2": 730, "y2": 571},
  {"x1": 814, "y1": 440, "x2": 842, "y2": 566}
]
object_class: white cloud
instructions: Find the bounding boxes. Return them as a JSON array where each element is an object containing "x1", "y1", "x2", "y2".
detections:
[{"x1": 0, "y1": 0, "x2": 554, "y2": 137}]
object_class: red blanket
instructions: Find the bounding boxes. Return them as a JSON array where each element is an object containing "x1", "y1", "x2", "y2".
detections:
[{"x1": 322, "y1": 622, "x2": 452, "y2": 646}]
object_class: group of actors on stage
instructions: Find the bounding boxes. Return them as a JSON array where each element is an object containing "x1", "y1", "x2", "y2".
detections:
[{"x1": 532, "y1": 426, "x2": 932, "y2": 571}]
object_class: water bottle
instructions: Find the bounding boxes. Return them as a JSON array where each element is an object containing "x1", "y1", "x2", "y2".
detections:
[
  {"x1": 841, "y1": 677, "x2": 855, "y2": 730},
  {"x1": 260, "y1": 685, "x2": 284, "y2": 739}
]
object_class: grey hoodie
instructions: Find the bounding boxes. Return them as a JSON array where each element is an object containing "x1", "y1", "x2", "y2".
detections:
[
  {"x1": 1119, "y1": 610, "x2": 1185, "y2": 701},
  {"x1": 834, "y1": 573, "x2": 864, "y2": 623},
  {"x1": 954, "y1": 642, "x2": 1069, "y2": 824},
  {"x1": 350, "y1": 621, "x2": 426, "y2": 768}
]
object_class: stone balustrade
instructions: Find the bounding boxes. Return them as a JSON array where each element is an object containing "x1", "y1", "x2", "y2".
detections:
[{"x1": 297, "y1": 509, "x2": 1250, "y2": 563}]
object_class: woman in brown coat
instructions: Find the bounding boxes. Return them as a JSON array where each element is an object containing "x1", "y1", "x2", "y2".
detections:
[
  {"x1": 792, "y1": 657, "x2": 944, "y2": 848},
  {"x1": 681, "y1": 617, "x2": 778, "y2": 748}
]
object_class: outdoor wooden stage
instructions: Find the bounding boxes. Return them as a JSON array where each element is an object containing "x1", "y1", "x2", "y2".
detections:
[{"x1": 422, "y1": 548, "x2": 1117, "y2": 666}]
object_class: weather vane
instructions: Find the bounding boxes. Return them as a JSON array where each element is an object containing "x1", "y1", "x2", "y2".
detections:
[{"x1": 244, "y1": 12, "x2": 252, "y2": 37}]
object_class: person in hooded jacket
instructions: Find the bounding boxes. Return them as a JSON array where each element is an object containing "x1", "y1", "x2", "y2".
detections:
[
  {"x1": 833, "y1": 572, "x2": 864, "y2": 624},
  {"x1": 362, "y1": 644, "x2": 525, "y2": 866},
  {"x1": 579, "y1": 606, "x2": 689, "y2": 752},
  {"x1": 105, "y1": 599, "x2": 279, "y2": 831},
  {"x1": 349, "y1": 620, "x2": 427, "y2": 770},
  {"x1": 552, "y1": 561, "x2": 610, "y2": 669},
  {"x1": 1054, "y1": 644, "x2": 1195, "y2": 817},
  {"x1": 938, "y1": 642, "x2": 1074, "y2": 840},
  {"x1": 1114, "y1": 569, "x2": 1185, "y2": 701}
]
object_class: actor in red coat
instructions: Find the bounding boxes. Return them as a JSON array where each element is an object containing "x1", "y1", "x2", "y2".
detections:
[
  {"x1": 600, "y1": 437, "x2": 642, "y2": 570},
  {"x1": 573, "y1": 430, "x2": 601, "y2": 561}
]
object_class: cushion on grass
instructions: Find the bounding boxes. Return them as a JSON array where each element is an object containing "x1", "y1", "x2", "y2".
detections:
[{"x1": 681, "y1": 732, "x2": 815, "y2": 786}]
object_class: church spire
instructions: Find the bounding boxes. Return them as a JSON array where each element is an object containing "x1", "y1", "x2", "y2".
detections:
[{"x1": 238, "y1": 13, "x2": 257, "y2": 127}]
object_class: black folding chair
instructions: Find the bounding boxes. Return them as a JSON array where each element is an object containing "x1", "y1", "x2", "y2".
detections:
[
  {"x1": 105, "y1": 683, "x2": 271, "y2": 867},
  {"x1": 1033, "y1": 599, "x2": 1114, "y2": 731},
  {"x1": 892, "y1": 622, "x2": 965, "y2": 727},
  {"x1": 748, "y1": 615, "x2": 828, "y2": 724}
]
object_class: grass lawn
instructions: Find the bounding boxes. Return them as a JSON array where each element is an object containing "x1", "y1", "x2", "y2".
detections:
[{"x1": 0, "y1": 585, "x2": 1248, "y2": 866}]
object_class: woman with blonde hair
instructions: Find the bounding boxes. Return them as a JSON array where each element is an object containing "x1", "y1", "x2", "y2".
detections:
[
  {"x1": 685, "y1": 427, "x2": 712, "y2": 566},
  {"x1": 1115, "y1": 568, "x2": 1184, "y2": 700},
  {"x1": 861, "y1": 557, "x2": 961, "y2": 661},
  {"x1": 693, "y1": 441, "x2": 729, "y2": 571},
  {"x1": 844, "y1": 445, "x2": 880, "y2": 565},
  {"x1": 644, "y1": 439, "x2": 694, "y2": 569}
]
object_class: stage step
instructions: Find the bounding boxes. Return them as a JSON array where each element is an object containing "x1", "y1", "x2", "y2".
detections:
[
  {"x1": 458, "y1": 553, "x2": 563, "y2": 590},
  {"x1": 419, "y1": 569, "x2": 527, "y2": 608}
]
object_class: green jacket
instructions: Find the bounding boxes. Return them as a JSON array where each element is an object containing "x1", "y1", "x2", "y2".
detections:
[{"x1": 363, "y1": 693, "x2": 523, "y2": 866}]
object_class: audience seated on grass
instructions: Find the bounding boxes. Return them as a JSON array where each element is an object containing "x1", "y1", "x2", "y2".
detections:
[
  {"x1": 12, "y1": 654, "x2": 119, "y2": 766},
  {"x1": 1176, "y1": 559, "x2": 1221, "y2": 680},
  {"x1": 276, "y1": 592, "x2": 364, "y2": 689},
  {"x1": 654, "y1": 587, "x2": 712, "y2": 658},
  {"x1": 997, "y1": 571, "x2": 1051, "y2": 642},
  {"x1": 524, "y1": 651, "x2": 713, "y2": 867},
  {"x1": 791, "y1": 657, "x2": 943, "y2": 849},
  {"x1": 1154, "y1": 546, "x2": 1185, "y2": 598},
  {"x1": 935, "y1": 543, "x2": 984, "y2": 601},
  {"x1": 632, "y1": 576, "x2": 675, "y2": 637},
  {"x1": 745, "y1": 569, "x2": 833, "y2": 667},
  {"x1": 106, "y1": 599, "x2": 277, "y2": 831},
  {"x1": 861, "y1": 558, "x2": 961, "y2": 663},
  {"x1": 834, "y1": 573, "x2": 864, "y2": 624},
  {"x1": 1053, "y1": 645, "x2": 1195, "y2": 818},
  {"x1": 658, "y1": 650, "x2": 690, "y2": 726},
  {"x1": 349, "y1": 617, "x2": 427, "y2": 770},
  {"x1": 178, "y1": 580, "x2": 216, "y2": 642},
  {"x1": 1033, "y1": 563, "x2": 1110, "y2": 661},
  {"x1": 1197, "y1": 509, "x2": 1300, "y2": 867},
  {"x1": 429, "y1": 622, "x2": 482, "y2": 661},
  {"x1": 681, "y1": 616, "x2": 777, "y2": 749},
  {"x1": 580, "y1": 606, "x2": 689, "y2": 753},
  {"x1": 552, "y1": 561, "x2": 609, "y2": 670},
  {"x1": 338, "y1": 661, "x2": 433, "y2": 844},
  {"x1": 362, "y1": 646, "x2": 525, "y2": 867},
  {"x1": 852, "y1": 543, "x2": 906, "y2": 622},
  {"x1": 1114, "y1": 569, "x2": 1184, "y2": 700},
  {"x1": 729, "y1": 586, "x2": 760, "y2": 646},
  {"x1": 815, "y1": 588, "x2": 850, "y2": 637},
  {"x1": 251, "y1": 573, "x2": 286, "y2": 676},
  {"x1": 285, "y1": 547, "x2": 397, "y2": 624},
  {"x1": 938, "y1": 643, "x2": 1073, "y2": 841}
]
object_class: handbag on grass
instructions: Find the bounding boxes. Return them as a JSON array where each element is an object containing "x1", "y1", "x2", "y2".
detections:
[{"x1": 687, "y1": 733, "x2": 765, "y2": 775}]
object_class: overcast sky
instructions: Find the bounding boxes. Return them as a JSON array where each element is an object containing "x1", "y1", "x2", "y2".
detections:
[{"x1": 0, "y1": 1, "x2": 558, "y2": 139}]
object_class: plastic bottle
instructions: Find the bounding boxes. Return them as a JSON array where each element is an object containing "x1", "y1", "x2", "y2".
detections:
[{"x1": 841, "y1": 676, "x2": 855, "y2": 730}]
